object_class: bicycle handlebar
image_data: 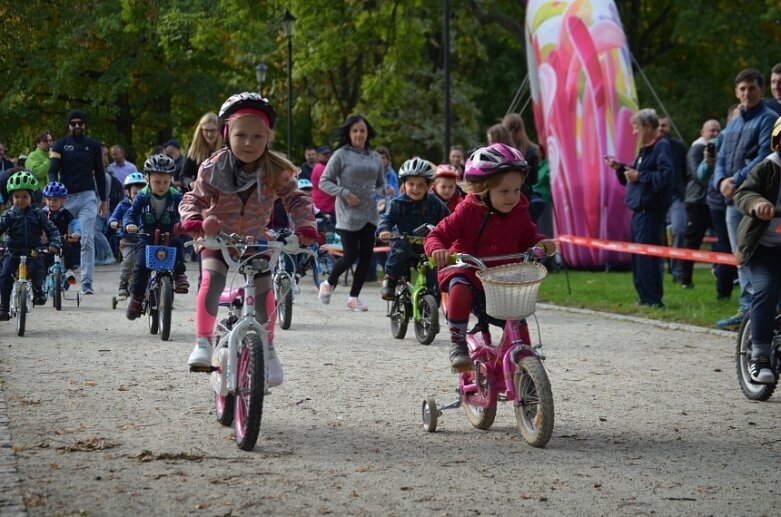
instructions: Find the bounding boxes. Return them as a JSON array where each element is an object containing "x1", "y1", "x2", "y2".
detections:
[
  {"x1": 185, "y1": 231, "x2": 316, "y2": 270},
  {"x1": 439, "y1": 247, "x2": 547, "y2": 273}
]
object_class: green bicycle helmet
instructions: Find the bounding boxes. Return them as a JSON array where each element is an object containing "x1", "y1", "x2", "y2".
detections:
[{"x1": 7, "y1": 170, "x2": 39, "y2": 193}]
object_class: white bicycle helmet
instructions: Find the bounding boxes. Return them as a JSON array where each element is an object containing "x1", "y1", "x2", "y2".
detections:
[{"x1": 398, "y1": 157, "x2": 435, "y2": 182}]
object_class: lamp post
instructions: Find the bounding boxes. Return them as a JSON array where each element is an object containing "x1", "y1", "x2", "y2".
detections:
[
  {"x1": 255, "y1": 63, "x2": 267, "y2": 96},
  {"x1": 282, "y1": 8, "x2": 296, "y2": 159},
  {"x1": 443, "y1": 0, "x2": 451, "y2": 162}
]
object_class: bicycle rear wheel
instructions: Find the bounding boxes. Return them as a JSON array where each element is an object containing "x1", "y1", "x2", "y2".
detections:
[
  {"x1": 390, "y1": 292, "x2": 410, "y2": 339},
  {"x1": 462, "y1": 362, "x2": 496, "y2": 430},
  {"x1": 276, "y1": 275, "x2": 293, "y2": 330},
  {"x1": 736, "y1": 314, "x2": 777, "y2": 401},
  {"x1": 15, "y1": 284, "x2": 27, "y2": 337},
  {"x1": 159, "y1": 276, "x2": 173, "y2": 341},
  {"x1": 414, "y1": 294, "x2": 439, "y2": 345},
  {"x1": 513, "y1": 356, "x2": 554, "y2": 448},
  {"x1": 148, "y1": 286, "x2": 159, "y2": 335},
  {"x1": 234, "y1": 333, "x2": 265, "y2": 451}
]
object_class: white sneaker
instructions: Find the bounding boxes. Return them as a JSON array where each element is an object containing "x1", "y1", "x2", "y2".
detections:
[
  {"x1": 188, "y1": 337, "x2": 213, "y2": 368},
  {"x1": 292, "y1": 281, "x2": 300, "y2": 295},
  {"x1": 267, "y1": 346, "x2": 284, "y2": 387},
  {"x1": 318, "y1": 280, "x2": 333, "y2": 305},
  {"x1": 347, "y1": 297, "x2": 368, "y2": 312}
]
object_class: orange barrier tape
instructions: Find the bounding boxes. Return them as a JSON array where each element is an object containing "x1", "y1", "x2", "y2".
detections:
[{"x1": 556, "y1": 234, "x2": 737, "y2": 266}]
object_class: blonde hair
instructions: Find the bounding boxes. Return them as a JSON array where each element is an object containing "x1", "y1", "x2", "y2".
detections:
[
  {"x1": 459, "y1": 169, "x2": 528, "y2": 204},
  {"x1": 188, "y1": 112, "x2": 222, "y2": 164}
]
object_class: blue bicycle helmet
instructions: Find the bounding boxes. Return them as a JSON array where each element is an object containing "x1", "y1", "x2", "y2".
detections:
[
  {"x1": 43, "y1": 181, "x2": 68, "y2": 198},
  {"x1": 124, "y1": 172, "x2": 147, "y2": 189},
  {"x1": 298, "y1": 178, "x2": 313, "y2": 190}
]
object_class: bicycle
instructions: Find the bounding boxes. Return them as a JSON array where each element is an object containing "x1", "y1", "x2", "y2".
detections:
[
  {"x1": 44, "y1": 247, "x2": 79, "y2": 311},
  {"x1": 1, "y1": 246, "x2": 40, "y2": 337},
  {"x1": 127, "y1": 229, "x2": 180, "y2": 341},
  {"x1": 186, "y1": 229, "x2": 314, "y2": 451},
  {"x1": 384, "y1": 227, "x2": 440, "y2": 345},
  {"x1": 421, "y1": 247, "x2": 555, "y2": 448},
  {"x1": 736, "y1": 312, "x2": 781, "y2": 401}
]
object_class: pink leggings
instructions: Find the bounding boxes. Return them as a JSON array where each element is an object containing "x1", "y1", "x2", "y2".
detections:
[{"x1": 196, "y1": 249, "x2": 276, "y2": 343}]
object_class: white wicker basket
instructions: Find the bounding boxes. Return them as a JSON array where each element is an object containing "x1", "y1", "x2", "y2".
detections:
[{"x1": 476, "y1": 262, "x2": 548, "y2": 320}]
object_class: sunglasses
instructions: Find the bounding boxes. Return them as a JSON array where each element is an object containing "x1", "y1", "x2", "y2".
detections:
[{"x1": 69, "y1": 120, "x2": 85, "y2": 127}]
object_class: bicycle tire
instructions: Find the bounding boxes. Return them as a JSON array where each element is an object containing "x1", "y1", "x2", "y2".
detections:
[
  {"x1": 462, "y1": 362, "x2": 496, "y2": 430},
  {"x1": 513, "y1": 356, "x2": 554, "y2": 448},
  {"x1": 16, "y1": 284, "x2": 27, "y2": 337},
  {"x1": 390, "y1": 295, "x2": 409, "y2": 339},
  {"x1": 159, "y1": 276, "x2": 173, "y2": 341},
  {"x1": 53, "y1": 270, "x2": 62, "y2": 311},
  {"x1": 736, "y1": 314, "x2": 777, "y2": 401},
  {"x1": 234, "y1": 333, "x2": 265, "y2": 451},
  {"x1": 414, "y1": 294, "x2": 439, "y2": 345},
  {"x1": 277, "y1": 276, "x2": 293, "y2": 330},
  {"x1": 148, "y1": 286, "x2": 159, "y2": 335}
]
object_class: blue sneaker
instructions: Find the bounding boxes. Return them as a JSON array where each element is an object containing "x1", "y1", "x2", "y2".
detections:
[
  {"x1": 716, "y1": 312, "x2": 744, "y2": 330},
  {"x1": 81, "y1": 282, "x2": 94, "y2": 295}
]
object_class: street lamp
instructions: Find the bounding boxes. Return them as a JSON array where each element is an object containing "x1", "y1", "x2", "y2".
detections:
[
  {"x1": 282, "y1": 8, "x2": 296, "y2": 159},
  {"x1": 255, "y1": 63, "x2": 267, "y2": 96}
]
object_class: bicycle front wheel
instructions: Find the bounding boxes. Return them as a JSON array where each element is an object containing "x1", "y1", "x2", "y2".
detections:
[
  {"x1": 234, "y1": 333, "x2": 265, "y2": 451},
  {"x1": 159, "y1": 276, "x2": 173, "y2": 341},
  {"x1": 53, "y1": 270, "x2": 62, "y2": 311},
  {"x1": 736, "y1": 314, "x2": 777, "y2": 401},
  {"x1": 148, "y1": 287, "x2": 159, "y2": 335},
  {"x1": 414, "y1": 294, "x2": 439, "y2": 345},
  {"x1": 276, "y1": 276, "x2": 293, "y2": 330},
  {"x1": 15, "y1": 284, "x2": 27, "y2": 337},
  {"x1": 513, "y1": 356, "x2": 554, "y2": 448}
]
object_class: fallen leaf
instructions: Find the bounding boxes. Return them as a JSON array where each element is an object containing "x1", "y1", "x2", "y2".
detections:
[
  {"x1": 84, "y1": 380, "x2": 97, "y2": 386},
  {"x1": 58, "y1": 437, "x2": 119, "y2": 452},
  {"x1": 117, "y1": 385, "x2": 129, "y2": 392},
  {"x1": 355, "y1": 465, "x2": 370, "y2": 472}
]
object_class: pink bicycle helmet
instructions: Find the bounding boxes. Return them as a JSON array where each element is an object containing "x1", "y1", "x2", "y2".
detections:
[{"x1": 463, "y1": 143, "x2": 528, "y2": 182}]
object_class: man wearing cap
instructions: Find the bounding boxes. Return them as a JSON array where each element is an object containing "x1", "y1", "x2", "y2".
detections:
[
  {"x1": 164, "y1": 139, "x2": 184, "y2": 188},
  {"x1": 107, "y1": 144, "x2": 136, "y2": 184},
  {"x1": 48, "y1": 109, "x2": 106, "y2": 295}
]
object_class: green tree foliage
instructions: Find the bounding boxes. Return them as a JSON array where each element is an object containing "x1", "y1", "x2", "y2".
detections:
[{"x1": 0, "y1": 0, "x2": 778, "y2": 167}]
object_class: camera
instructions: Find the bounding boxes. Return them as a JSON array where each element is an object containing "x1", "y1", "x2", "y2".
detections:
[{"x1": 706, "y1": 142, "x2": 716, "y2": 157}]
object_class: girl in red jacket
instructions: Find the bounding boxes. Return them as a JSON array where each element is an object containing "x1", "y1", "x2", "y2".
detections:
[
  {"x1": 425, "y1": 143, "x2": 554, "y2": 369},
  {"x1": 179, "y1": 92, "x2": 317, "y2": 383}
]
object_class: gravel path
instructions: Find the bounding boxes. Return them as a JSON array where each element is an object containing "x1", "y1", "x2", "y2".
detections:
[{"x1": 0, "y1": 264, "x2": 779, "y2": 516}]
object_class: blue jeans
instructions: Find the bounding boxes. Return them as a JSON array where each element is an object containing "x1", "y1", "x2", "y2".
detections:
[
  {"x1": 668, "y1": 197, "x2": 686, "y2": 281},
  {"x1": 726, "y1": 204, "x2": 752, "y2": 313},
  {"x1": 65, "y1": 190, "x2": 98, "y2": 288},
  {"x1": 746, "y1": 246, "x2": 781, "y2": 358},
  {"x1": 631, "y1": 210, "x2": 665, "y2": 306}
]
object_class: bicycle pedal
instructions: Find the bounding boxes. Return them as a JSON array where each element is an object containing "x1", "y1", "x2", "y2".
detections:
[
  {"x1": 189, "y1": 365, "x2": 216, "y2": 373},
  {"x1": 175, "y1": 287, "x2": 189, "y2": 294},
  {"x1": 450, "y1": 364, "x2": 472, "y2": 374}
]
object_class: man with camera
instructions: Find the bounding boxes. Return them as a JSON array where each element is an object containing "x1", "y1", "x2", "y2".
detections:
[
  {"x1": 679, "y1": 119, "x2": 722, "y2": 290},
  {"x1": 711, "y1": 68, "x2": 778, "y2": 329}
]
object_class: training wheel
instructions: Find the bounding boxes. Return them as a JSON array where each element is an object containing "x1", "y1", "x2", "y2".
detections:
[
  {"x1": 422, "y1": 397, "x2": 438, "y2": 432},
  {"x1": 111, "y1": 296, "x2": 118, "y2": 309}
]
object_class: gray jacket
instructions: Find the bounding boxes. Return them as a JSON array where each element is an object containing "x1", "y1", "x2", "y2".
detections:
[{"x1": 318, "y1": 145, "x2": 385, "y2": 231}]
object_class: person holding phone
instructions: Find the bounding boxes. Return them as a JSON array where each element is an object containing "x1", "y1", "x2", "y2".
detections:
[{"x1": 604, "y1": 108, "x2": 674, "y2": 308}]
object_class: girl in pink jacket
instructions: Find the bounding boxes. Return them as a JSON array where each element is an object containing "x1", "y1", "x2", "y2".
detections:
[
  {"x1": 425, "y1": 143, "x2": 554, "y2": 369},
  {"x1": 179, "y1": 92, "x2": 317, "y2": 381}
]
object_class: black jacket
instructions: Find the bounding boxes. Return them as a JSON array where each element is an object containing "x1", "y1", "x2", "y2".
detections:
[{"x1": 0, "y1": 204, "x2": 61, "y2": 251}]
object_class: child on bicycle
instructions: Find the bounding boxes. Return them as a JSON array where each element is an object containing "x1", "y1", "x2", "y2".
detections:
[
  {"x1": 0, "y1": 171, "x2": 61, "y2": 319},
  {"x1": 431, "y1": 163, "x2": 463, "y2": 213},
  {"x1": 123, "y1": 155, "x2": 189, "y2": 320},
  {"x1": 733, "y1": 115, "x2": 781, "y2": 384},
  {"x1": 425, "y1": 144, "x2": 555, "y2": 369},
  {"x1": 109, "y1": 172, "x2": 147, "y2": 297},
  {"x1": 42, "y1": 181, "x2": 80, "y2": 284},
  {"x1": 179, "y1": 92, "x2": 317, "y2": 384},
  {"x1": 377, "y1": 158, "x2": 450, "y2": 301}
]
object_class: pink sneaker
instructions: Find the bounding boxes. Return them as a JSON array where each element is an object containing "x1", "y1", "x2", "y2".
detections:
[
  {"x1": 318, "y1": 280, "x2": 333, "y2": 305},
  {"x1": 347, "y1": 297, "x2": 368, "y2": 312}
]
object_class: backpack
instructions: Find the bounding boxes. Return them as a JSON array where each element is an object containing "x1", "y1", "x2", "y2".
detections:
[{"x1": 108, "y1": 174, "x2": 124, "y2": 212}]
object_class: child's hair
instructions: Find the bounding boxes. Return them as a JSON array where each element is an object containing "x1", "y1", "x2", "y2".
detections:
[
  {"x1": 257, "y1": 147, "x2": 298, "y2": 192},
  {"x1": 459, "y1": 169, "x2": 527, "y2": 202}
]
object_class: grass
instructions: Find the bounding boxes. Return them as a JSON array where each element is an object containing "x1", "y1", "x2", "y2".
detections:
[{"x1": 537, "y1": 265, "x2": 741, "y2": 329}]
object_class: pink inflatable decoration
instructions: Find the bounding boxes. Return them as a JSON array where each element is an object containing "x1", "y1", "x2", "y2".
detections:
[{"x1": 525, "y1": 0, "x2": 638, "y2": 267}]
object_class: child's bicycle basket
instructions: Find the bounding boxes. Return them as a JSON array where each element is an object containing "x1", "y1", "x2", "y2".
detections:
[
  {"x1": 145, "y1": 245, "x2": 177, "y2": 271},
  {"x1": 476, "y1": 262, "x2": 548, "y2": 320}
]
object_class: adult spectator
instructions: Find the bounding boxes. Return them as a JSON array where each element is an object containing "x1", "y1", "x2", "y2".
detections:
[
  {"x1": 0, "y1": 144, "x2": 13, "y2": 172},
  {"x1": 310, "y1": 145, "x2": 334, "y2": 219},
  {"x1": 181, "y1": 112, "x2": 222, "y2": 192},
  {"x1": 107, "y1": 144, "x2": 137, "y2": 184},
  {"x1": 658, "y1": 116, "x2": 690, "y2": 284},
  {"x1": 164, "y1": 139, "x2": 184, "y2": 186},
  {"x1": 47, "y1": 109, "x2": 106, "y2": 295},
  {"x1": 765, "y1": 63, "x2": 781, "y2": 115},
  {"x1": 299, "y1": 146, "x2": 317, "y2": 181},
  {"x1": 317, "y1": 115, "x2": 385, "y2": 312},
  {"x1": 486, "y1": 124, "x2": 513, "y2": 146},
  {"x1": 680, "y1": 119, "x2": 722, "y2": 290},
  {"x1": 712, "y1": 68, "x2": 778, "y2": 329},
  {"x1": 375, "y1": 146, "x2": 398, "y2": 202},
  {"x1": 0, "y1": 167, "x2": 23, "y2": 206},
  {"x1": 449, "y1": 145, "x2": 465, "y2": 177},
  {"x1": 503, "y1": 113, "x2": 540, "y2": 187},
  {"x1": 26, "y1": 132, "x2": 52, "y2": 187},
  {"x1": 605, "y1": 108, "x2": 674, "y2": 308}
]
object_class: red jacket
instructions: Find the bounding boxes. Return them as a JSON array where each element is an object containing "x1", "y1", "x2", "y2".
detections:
[
  {"x1": 424, "y1": 193, "x2": 546, "y2": 291},
  {"x1": 431, "y1": 188, "x2": 463, "y2": 213}
]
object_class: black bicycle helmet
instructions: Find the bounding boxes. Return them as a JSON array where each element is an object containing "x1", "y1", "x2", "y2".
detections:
[{"x1": 143, "y1": 154, "x2": 176, "y2": 175}]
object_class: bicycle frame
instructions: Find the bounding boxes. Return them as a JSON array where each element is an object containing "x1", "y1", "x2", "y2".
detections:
[{"x1": 11, "y1": 254, "x2": 32, "y2": 315}]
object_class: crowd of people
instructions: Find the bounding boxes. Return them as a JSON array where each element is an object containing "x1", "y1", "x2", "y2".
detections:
[{"x1": 1, "y1": 62, "x2": 780, "y2": 383}]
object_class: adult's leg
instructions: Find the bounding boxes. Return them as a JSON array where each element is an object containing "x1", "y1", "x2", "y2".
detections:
[
  {"x1": 327, "y1": 229, "x2": 360, "y2": 286},
  {"x1": 680, "y1": 203, "x2": 710, "y2": 286},
  {"x1": 726, "y1": 204, "x2": 751, "y2": 314},
  {"x1": 65, "y1": 190, "x2": 98, "y2": 289},
  {"x1": 349, "y1": 223, "x2": 377, "y2": 297},
  {"x1": 709, "y1": 206, "x2": 736, "y2": 299},
  {"x1": 668, "y1": 197, "x2": 686, "y2": 282},
  {"x1": 632, "y1": 211, "x2": 665, "y2": 306}
]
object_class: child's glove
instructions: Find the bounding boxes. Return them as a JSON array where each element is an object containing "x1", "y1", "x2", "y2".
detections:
[{"x1": 378, "y1": 231, "x2": 392, "y2": 241}]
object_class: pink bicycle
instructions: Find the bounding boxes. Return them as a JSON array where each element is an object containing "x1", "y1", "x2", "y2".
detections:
[{"x1": 421, "y1": 248, "x2": 555, "y2": 448}]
